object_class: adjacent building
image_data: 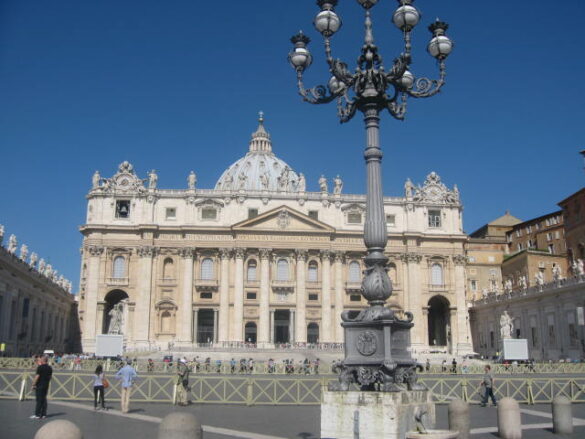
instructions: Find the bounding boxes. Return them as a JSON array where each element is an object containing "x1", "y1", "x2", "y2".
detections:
[
  {"x1": 78, "y1": 115, "x2": 473, "y2": 355},
  {"x1": 0, "y1": 228, "x2": 78, "y2": 357},
  {"x1": 558, "y1": 188, "x2": 585, "y2": 264},
  {"x1": 506, "y1": 211, "x2": 565, "y2": 256}
]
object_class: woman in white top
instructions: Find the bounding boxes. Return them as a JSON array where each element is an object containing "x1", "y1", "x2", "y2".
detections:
[{"x1": 93, "y1": 365, "x2": 106, "y2": 410}]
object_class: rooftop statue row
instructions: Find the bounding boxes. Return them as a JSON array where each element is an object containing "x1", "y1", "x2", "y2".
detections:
[{"x1": 0, "y1": 225, "x2": 73, "y2": 293}]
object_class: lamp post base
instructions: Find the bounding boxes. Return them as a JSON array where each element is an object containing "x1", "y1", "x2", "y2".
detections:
[{"x1": 321, "y1": 389, "x2": 435, "y2": 439}]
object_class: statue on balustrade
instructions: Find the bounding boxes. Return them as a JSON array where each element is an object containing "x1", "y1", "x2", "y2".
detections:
[{"x1": 500, "y1": 311, "x2": 513, "y2": 339}]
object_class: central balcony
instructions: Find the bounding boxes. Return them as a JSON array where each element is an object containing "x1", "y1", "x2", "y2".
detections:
[
  {"x1": 194, "y1": 278, "x2": 219, "y2": 292},
  {"x1": 107, "y1": 277, "x2": 129, "y2": 287},
  {"x1": 271, "y1": 280, "x2": 295, "y2": 292},
  {"x1": 345, "y1": 281, "x2": 362, "y2": 294}
]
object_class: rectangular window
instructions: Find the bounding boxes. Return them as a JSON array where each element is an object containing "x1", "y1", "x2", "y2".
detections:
[
  {"x1": 546, "y1": 233, "x2": 552, "y2": 241},
  {"x1": 386, "y1": 214, "x2": 396, "y2": 227},
  {"x1": 428, "y1": 210, "x2": 441, "y2": 228},
  {"x1": 516, "y1": 229, "x2": 521, "y2": 237},
  {"x1": 308, "y1": 293, "x2": 319, "y2": 301},
  {"x1": 548, "y1": 244, "x2": 554, "y2": 253},
  {"x1": 202, "y1": 208, "x2": 217, "y2": 220},
  {"x1": 248, "y1": 208, "x2": 258, "y2": 219},
  {"x1": 115, "y1": 200, "x2": 130, "y2": 219},
  {"x1": 517, "y1": 243, "x2": 523, "y2": 251},
  {"x1": 350, "y1": 294, "x2": 362, "y2": 302},
  {"x1": 308, "y1": 210, "x2": 319, "y2": 220},
  {"x1": 246, "y1": 292, "x2": 257, "y2": 300},
  {"x1": 348, "y1": 212, "x2": 362, "y2": 224},
  {"x1": 165, "y1": 208, "x2": 176, "y2": 220},
  {"x1": 526, "y1": 225, "x2": 532, "y2": 234},
  {"x1": 555, "y1": 231, "x2": 560, "y2": 239},
  {"x1": 535, "y1": 223, "x2": 540, "y2": 230},
  {"x1": 200, "y1": 292, "x2": 213, "y2": 299},
  {"x1": 470, "y1": 280, "x2": 477, "y2": 291}
]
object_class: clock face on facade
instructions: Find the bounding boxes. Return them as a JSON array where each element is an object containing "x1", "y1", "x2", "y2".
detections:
[{"x1": 116, "y1": 176, "x2": 131, "y2": 190}]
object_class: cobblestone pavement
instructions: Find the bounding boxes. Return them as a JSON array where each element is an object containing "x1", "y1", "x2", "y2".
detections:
[{"x1": 1, "y1": 399, "x2": 584, "y2": 438}]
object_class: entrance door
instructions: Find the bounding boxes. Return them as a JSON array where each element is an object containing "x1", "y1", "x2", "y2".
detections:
[
  {"x1": 245, "y1": 322, "x2": 257, "y2": 343},
  {"x1": 428, "y1": 296, "x2": 450, "y2": 346},
  {"x1": 274, "y1": 310, "x2": 290, "y2": 343},
  {"x1": 197, "y1": 309, "x2": 215, "y2": 343}
]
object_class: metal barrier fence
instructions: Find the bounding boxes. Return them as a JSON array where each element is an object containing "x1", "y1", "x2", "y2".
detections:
[
  {"x1": 1, "y1": 371, "x2": 584, "y2": 406},
  {"x1": 2, "y1": 357, "x2": 585, "y2": 375}
]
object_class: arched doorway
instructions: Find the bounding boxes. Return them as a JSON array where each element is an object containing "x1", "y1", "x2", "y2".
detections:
[
  {"x1": 428, "y1": 295, "x2": 450, "y2": 347},
  {"x1": 103, "y1": 289, "x2": 129, "y2": 334},
  {"x1": 307, "y1": 323, "x2": 319, "y2": 344},
  {"x1": 245, "y1": 322, "x2": 257, "y2": 344}
]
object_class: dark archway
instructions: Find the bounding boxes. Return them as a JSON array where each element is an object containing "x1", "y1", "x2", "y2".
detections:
[
  {"x1": 197, "y1": 309, "x2": 215, "y2": 343},
  {"x1": 245, "y1": 322, "x2": 257, "y2": 344},
  {"x1": 307, "y1": 323, "x2": 319, "y2": 344},
  {"x1": 428, "y1": 295, "x2": 450, "y2": 347},
  {"x1": 102, "y1": 289, "x2": 129, "y2": 334}
]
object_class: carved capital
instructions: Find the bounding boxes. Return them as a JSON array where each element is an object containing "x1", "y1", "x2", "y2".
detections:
[
  {"x1": 137, "y1": 246, "x2": 158, "y2": 258},
  {"x1": 234, "y1": 248, "x2": 246, "y2": 259},
  {"x1": 87, "y1": 245, "x2": 104, "y2": 257},
  {"x1": 400, "y1": 253, "x2": 422, "y2": 264},
  {"x1": 219, "y1": 248, "x2": 232, "y2": 260},
  {"x1": 179, "y1": 247, "x2": 195, "y2": 259},
  {"x1": 259, "y1": 248, "x2": 271, "y2": 260},
  {"x1": 295, "y1": 249, "x2": 308, "y2": 261},
  {"x1": 333, "y1": 251, "x2": 346, "y2": 263},
  {"x1": 452, "y1": 254, "x2": 467, "y2": 266},
  {"x1": 320, "y1": 249, "x2": 332, "y2": 260}
]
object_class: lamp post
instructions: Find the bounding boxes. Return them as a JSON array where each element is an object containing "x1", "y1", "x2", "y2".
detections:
[{"x1": 289, "y1": 0, "x2": 453, "y2": 391}]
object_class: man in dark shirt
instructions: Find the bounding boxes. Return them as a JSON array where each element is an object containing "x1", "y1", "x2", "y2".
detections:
[{"x1": 31, "y1": 355, "x2": 52, "y2": 419}]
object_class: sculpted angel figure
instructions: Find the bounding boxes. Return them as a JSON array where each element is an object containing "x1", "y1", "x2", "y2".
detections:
[
  {"x1": 19, "y1": 244, "x2": 28, "y2": 261},
  {"x1": 38, "y1": 259, "x2": 46, "y2": 274},
  {"x1": 404, "y1": 178, "x2": 414, "y2": 199},
  {"x1": 29, "y1": 252, "x2": 38, "y2": 268},
  {"x1": 44, "y1": 264, "x2": 53, "y2": 278},
  {"x1": 518, "y1": 275, "x2": 527, "y2": 290},
  {"x1": 552, "y1": 264, "x2": 562, "y2": 281},
  {"x1": 535, "y1": 271, "x2": 544, "y2": 287},
  {"x1": 259, "y1": 172, "x2": 269, "y2": 189}
]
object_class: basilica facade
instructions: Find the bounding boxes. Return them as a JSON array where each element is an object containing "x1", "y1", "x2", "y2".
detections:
[{"x1": 78, "y1": 115, "x2": 472, "y2": 355}]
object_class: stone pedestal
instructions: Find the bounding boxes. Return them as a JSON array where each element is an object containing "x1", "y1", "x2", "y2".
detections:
[{"x1": 321, "y1": 390, "x2": 435, "y2": 439}]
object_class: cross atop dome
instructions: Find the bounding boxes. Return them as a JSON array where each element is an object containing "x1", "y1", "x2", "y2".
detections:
[{"x1": 249, "y1": 111, "x2": 272, "y2": 153}]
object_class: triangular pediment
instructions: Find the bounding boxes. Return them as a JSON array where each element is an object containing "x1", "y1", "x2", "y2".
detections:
[{"x1": 232, "y1": 205, "x2": 334, "y2": 233}]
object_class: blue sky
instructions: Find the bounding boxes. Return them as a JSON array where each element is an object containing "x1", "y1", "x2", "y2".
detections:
[{"x1": 1, "y1": 0, "x2": 583, "y2": 289}]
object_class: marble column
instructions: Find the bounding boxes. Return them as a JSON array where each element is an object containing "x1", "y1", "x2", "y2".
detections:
[
  {"x1": 193, "y1": 307, "x2": 199, "y2": 344},
  {"x1": 289, "y1": 309, "x2": 296, "y2": 343},
  {"x1": 218, "y1": 248, "x2": 231, "y2": 343},
  {"x1": 295, "y1": 250, "x2": 307, "y2": 343},
  {"x1": 232, "y1": 248, "x2": 245, "y2": 342},
  {"x1": 96, "y1": 302, "x2": 106, "y2": 335},
  {"x1": 422, "y1": 306, "x2": 430, "y2": 346},
  {"x1": 334, "y1": 252, "x2": 345, "y2": 343},
  {"x1": 453, "y1": 254, "x2": 472, "y2": 355},
  {"x1": 83, "y1": 245, "x2": 104, "y2": 351},
  {"x1": 179, "y1": 248, "x2": 194, "y2": 345},
  {"x1": 402, "y1": 253, "x2": 423, "y2": 348},
  {"x1": 133, "y1": 246, "x2": 156, "y2": 348},
  {"x1": 213, "y1": 309, "x2": 219, "y2": 343},
  {"x1": 320, "y1": 250, "x2": 332, "y2": 343},
  {"x1": 269, "y1": 310, "x2": 275, "y2": 343},
  {"x1": 258, "y1": 248, "x2": 271, "y2": 345}
]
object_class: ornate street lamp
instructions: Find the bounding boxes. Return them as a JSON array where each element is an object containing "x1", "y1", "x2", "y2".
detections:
[{"x1": 289, "y1": 0, "x2": 453, "y2": 391}]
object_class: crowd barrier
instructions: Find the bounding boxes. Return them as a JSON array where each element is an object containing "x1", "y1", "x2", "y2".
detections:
[{"x1": 1, "y1": 371, "x2": 584, "y2": 406}]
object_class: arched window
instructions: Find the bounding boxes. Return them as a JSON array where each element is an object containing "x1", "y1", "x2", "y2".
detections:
[
  {"x1": 277, "y1": 259, "x2": 289, "y2": 281},
  {"x1": 308, "y1": 261, "x2": 318, "y2": 282},
  {"x1": 163, "y1": 258, "x2": 174, "y2": 279},
  {"x1": 200, "y1": 258, "x2": 214, "y2": 280},
  {"x1": 349, "y1": 261, "x2": 361, "y2": 283},
  {"x1": 161, "y1": 311, "x2": 172, "y2": 333},
  {"x1": 431, "y1": 263, "x2": 443, "y2": 286},
  {"x1": 247, "y1": 260, "x2": 257, "y2": 281},
  {"x1": 112, "y1": 256, "x2": 126, "y2": 278}
]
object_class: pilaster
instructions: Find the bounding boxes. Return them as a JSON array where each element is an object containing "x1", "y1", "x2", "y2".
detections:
[
  {"x1": 232, "y1": 248, "x2": 245, "y2": 342},
  {"x1": 218, "y1": 248, "x2": 231, "y2": 342},
  {"x1": 334, "y1": 252, "x2": 345, "y2": 343},
  {"x1": 258, "y1": 248, "x2": 271, "y2": 345},
  {"x1": 178, "y1": 247, "x2": 195, "y2": 344},
  {"x1": 295, "y1": 250, "x2": 307, "y2": 343},
  {"x1": 82, "y1": 245, "x2": 104, "y2": 351},
  {"x1": 321, "y1": 250, "x2": 332, "y2": 343},
  {"x1": 133, "y1": 246, "x2": 157, "y2": 348}
]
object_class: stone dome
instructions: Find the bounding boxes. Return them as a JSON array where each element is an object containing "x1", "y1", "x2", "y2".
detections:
[{"x1": 215, "y1": 113, "x2": 304, "y2": 192}]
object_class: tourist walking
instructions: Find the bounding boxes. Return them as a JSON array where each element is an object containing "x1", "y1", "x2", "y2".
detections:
[
  {"x1": 176, "y1": 359, "x2": 190, "y2": 406},
  {"x1": 480, "y1": 365, "x2": 497, "y2": 407},
  {"x1": 451, "y1": 358, "x2": 458, "y2": 374},
  {"x1": 31, "y1": 355, "x2": 52, "y2": 419},
  {"x1": 93, "y1": 365, "x2": 107, "y2": 410},
  {"x1": 115, "y1": 360, "x2": 137, "y2": 414}
]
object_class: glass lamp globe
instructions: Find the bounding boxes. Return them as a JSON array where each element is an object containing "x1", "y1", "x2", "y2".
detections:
[
  {"x1": 393, "y1": 5, "x2": 420, "y2": 31},
  {"x1": 398, "y1": 70, "x2": 414, "y2": 89},
  {"x1": 289, "y1": 47, "x2": 313, "y2": 70},
  {"x1": 427, "y1": 35, "x2": 453, "y2": 59},
  {"x1": 314, "y1": 10, "x2": 342, "y2": 36}
]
